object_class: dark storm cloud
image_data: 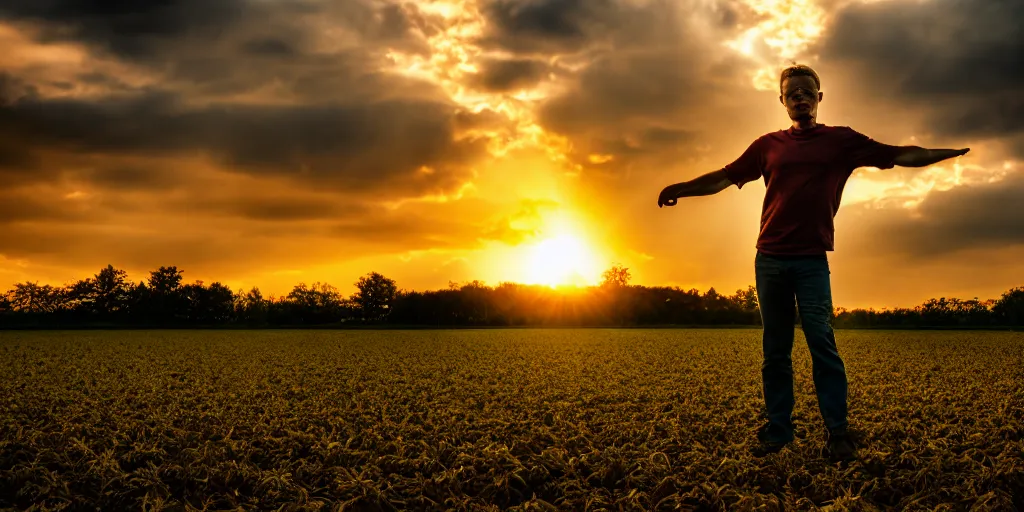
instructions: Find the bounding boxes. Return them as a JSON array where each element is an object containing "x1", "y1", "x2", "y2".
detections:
[
  {"x1": 0, "y1": 91, "x2": 485, "y2": 191},
  {"x1": 481, "y1": 0, "x2": 748, "y2": 171},
  {"x1": 822, "y1": 0, "x2": 1024, "y2": 144},
  {"x1": 0, "y1": 0, "x2": 489, "y2": 195},
  {"x1": 0, "y1": 74, "x2": 41, "y2": 173},
  {"x1": 240, "y1": 38, "x2": 297, "y2": 57},
  {"x1": 848, "y1": 171, "x2": 1024, "y2": 258},
  {"x1": 470, "y1": 58, "x2": 550, "y2": 92},
  {"x1": 0, "y1": 0, "x2": 424, "y2": 63},
  {"x1": 0, "y1": 0, "x2": 505, "y2": 283},
  {"x1": 479, "y1": 0, "x2": 614, "y2": 54},
  {"x1": 0, "y1": 0, "x2": 526, "y2": 284},
  {"x1": 0, "y1": 133, "x2": 38, "y2": 172},
  {"x1": 471, "y1": 0, "x2": 752, "y2": 172},
  {"x1": 538, "y1": 51, "x2": 714, "y2": 136},
  {"x1": 1, "y1": 1, "x2": 432, "y2": 100},
  {"x1": 0, "y1": 72, "x2": 37, "y2": 104},
  {"x1": 479, "y1": 0, "x2": 755, "y2": 54},
  {"x1": 0, "y1": 0, "x2": 247, "y2": 60}
]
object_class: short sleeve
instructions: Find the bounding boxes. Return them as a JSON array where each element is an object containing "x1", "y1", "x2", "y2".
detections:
[
  {"x1": 844, "y1": 127, "x2": 902, "y2": 170},
  {"x1": 722, "y1": 137, "x2": 765, "y2": 189}
]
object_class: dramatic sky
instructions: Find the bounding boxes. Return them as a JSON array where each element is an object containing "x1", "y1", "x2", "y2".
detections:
[{"x1": 0, "y1": 0, "x2": 1021, "y2": 309}]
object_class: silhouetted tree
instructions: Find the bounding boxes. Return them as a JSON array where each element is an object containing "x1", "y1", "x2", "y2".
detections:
[
  {"x1": 78, "y1": 265, "x2": 133, "y2": 319},
  {"x1": 1, "y1": 262, "x2": 1022, "y2": 329},
  {"x1": 127, "y1": 281, "x2": 149, "y2": 324},
  {"x1": 204, "y1": 283, "x2": 236, "y2": 324},
  {"x1": 179, "y1": 281, "x2": 235, "y2": 325},
  {"x1": 6, "y1": 282, "x2": 63, "y2": 314},
  {"x1": 134, "y1": 266, "x2": 187, "y2": 325},
  {"x1": 601, "y1": 264, "x2": 631, "y2": 288},
  {"x1": 993, "y1": 287, "x2": 1024, "y2": 326},
  {"x1": 63, "y1": 278, "x2": 96, "y2": 316},
  {"x1": 354, "y1": 272, "x2": 397, "y2": 322},
  {"x1": 235, "y1": 287, "x2": 270, "y2": 326},
  {"x1": 285, "y1": 282, "x2": 348, "y2": 324},
  {"x1": 731, "y1": 285, "x2": 759, "y2": 312},
  {"x1": 457, "y1": 280, "x2": 493, "y2": 325},
  {"x1": 598, "y1": 265, "x2": 633, "y2": 325},
  {"x1": 492, "y1": 282, "x2": 526, "y2": 325},
  {"x1": 149, "y1": 266, "x2": 184, "y2": 294}
]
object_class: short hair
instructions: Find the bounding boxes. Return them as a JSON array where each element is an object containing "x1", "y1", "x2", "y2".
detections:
[{"x1": 779, "y1": 64, "x2": 820, "y2": 93}]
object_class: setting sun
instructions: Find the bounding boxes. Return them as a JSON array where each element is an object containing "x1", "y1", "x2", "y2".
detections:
[{"x1": 525, "y1": 234, "x2": 602, "y2": 288}]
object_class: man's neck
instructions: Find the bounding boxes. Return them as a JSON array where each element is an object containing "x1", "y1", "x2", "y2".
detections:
[{"x1": 792, "y1": 119, "x2": 818, "y2": 130}]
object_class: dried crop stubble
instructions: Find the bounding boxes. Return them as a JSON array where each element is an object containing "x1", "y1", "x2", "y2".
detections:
[{"x1": 0, "y1": 328, "x2": 1022, "y2": 510}]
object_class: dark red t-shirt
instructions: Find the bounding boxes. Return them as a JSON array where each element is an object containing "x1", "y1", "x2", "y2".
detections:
[{"x1": 723, "y1": 124, "x2": 902, "y2": 255}]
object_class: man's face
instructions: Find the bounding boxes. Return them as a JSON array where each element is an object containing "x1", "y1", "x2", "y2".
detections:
[{"x1": 780, "y1": 75, "x2": 822, "y2": 122}]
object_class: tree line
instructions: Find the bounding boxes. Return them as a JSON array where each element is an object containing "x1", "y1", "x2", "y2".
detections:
[{"x1": 1, "y1": 264, "x2": 1022, "y2": 329}]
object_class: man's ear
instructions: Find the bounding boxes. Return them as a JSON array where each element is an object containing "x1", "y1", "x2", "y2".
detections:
[
  {"x1": 818, "y1": 91, "x2": 824, "y2": 102},
  {"x1": 779, "y1": 94, "x2": 785, "y2": 105}
]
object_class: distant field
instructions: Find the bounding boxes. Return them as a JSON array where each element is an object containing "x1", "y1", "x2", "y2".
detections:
[{"x1": 1, "y1": 329, "x2": 1022, "y2": 511}]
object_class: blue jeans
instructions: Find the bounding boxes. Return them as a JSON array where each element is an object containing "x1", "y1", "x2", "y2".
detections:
[{"x1": 755, "y1": 251, "x2": 848, "y2": 443}]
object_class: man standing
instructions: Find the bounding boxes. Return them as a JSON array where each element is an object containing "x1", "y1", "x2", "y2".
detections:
[{"x1": 657, "y1": 65, "x2": 969, "y2": 461}]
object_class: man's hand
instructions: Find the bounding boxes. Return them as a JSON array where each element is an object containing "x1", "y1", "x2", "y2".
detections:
[
  {"x1": 658, "y1": 183, "x2": 684, "y2": 207},
  {"x1": 657, "y1": 170, "x2": 733, "y2": 207}
]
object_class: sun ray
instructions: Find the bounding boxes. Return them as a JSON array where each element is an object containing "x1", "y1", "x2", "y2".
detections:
[{"x1": 525, "y1": 233, "x2": 602, "y2": 288}]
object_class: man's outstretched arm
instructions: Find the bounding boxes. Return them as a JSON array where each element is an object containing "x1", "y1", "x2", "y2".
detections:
[
  {"x1": 893, "y1": 146, "x2": 970, "y2": 167},
  {"x1": 658, "y1": 169, "x2": 733, "y2": 207}
]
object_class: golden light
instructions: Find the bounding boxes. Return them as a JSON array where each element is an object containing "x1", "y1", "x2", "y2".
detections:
[
  {"x1": 724, "y1": 0, "x2": 828, "y2": 90},
  {"x1": 524, "y1": 233, "x2": 602, "y2": 288},
  {"x1": 716, "y1": 0, "x2": 1011, "y2": 211},
  {"x1": 382, "y1": 1, "x2": 576, "y2": 172},
  {"x1": 379, "y1": 0, "x2": 600, "y2": 287},
  {"x1": 841, "y1": 156, "x2": 1007, "y2": 211}
]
